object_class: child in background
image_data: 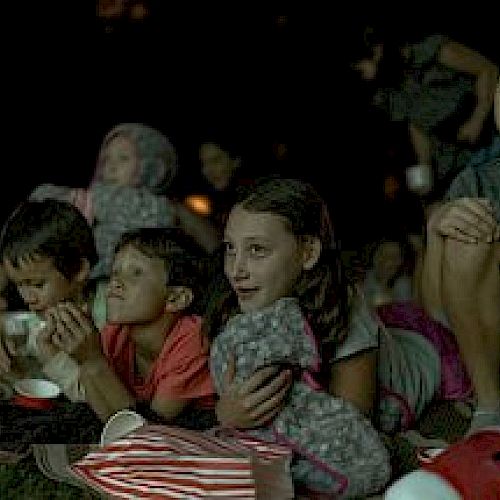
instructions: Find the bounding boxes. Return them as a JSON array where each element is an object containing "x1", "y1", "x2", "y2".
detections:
[
  {"x1": 53, "y1": 227, "x2": 215, "y2": 425},
  {"x1": 31, "y1": 123, "x2": 219, "y2": 279},
  {"x1": 207, "y1": 177, "x2": 390, "y2": 498}
]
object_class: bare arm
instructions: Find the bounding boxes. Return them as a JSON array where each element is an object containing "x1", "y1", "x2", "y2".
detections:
[
  {"x1": 408, "y1": 122, "x2": 432, "y2": 166},
  {"x1": 440, "y1": 41, "x2": 499, "y2": 142},
  {"x1": 80, "y1": 355, "x2": 136, "y2": 422},
  {"x1": 215, "y1": 355, "x2": 292, "y2": 429},
  {"x1": 443, "y1": 239, "x2": 500, "y2": 335},
  {"x1": 329, "y1": 350, "x2": 377, "y2": 417},
  {"x1": 175, "y1": 202, "x2": 220, "y2": 254}
]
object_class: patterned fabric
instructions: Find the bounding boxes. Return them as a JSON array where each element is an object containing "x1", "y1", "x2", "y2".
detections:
[
  {"x1": 89, "y1": 183, "x2": 176, "y2": 277},
  {"x1": 210, "y1": 298, "x2": 391, "y2": 498},
  {"x1": 445, "y1": 135, "x2": 500, "y2": 222},
  {"x1": 72, "y1": 424, "x2": 294, "y2": 499},
  {"x1": 374, "y1": 34, "x2": 490, "y2": 182}
]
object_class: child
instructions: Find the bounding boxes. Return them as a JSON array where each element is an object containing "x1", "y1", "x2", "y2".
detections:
[
  {"x1": 52, "y1": 227, "x2": 215, "y2": 425},
  {"x1": 207, "y1": 177, "x2": 391, "y2": 498},
  {"x1": 0, "y1": 199, "x2": 104, "y2": 397},
  {"x1": 31, "y1": 123, "x2": 219, "y2": 279}
]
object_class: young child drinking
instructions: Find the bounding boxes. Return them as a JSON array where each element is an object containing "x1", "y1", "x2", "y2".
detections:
[
  {"x1": 207, "y1": 177, "x2": 391, "y2": 498},
  {"x1": 0, "y1": 199, "x2": 104, "y2": 397}
]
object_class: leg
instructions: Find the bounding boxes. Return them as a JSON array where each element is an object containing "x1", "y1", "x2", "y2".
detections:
[{"x1": 442, "y1": 239, "x2": 500, "y2": 428}]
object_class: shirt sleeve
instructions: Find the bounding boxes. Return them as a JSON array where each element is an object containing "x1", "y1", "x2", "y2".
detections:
[
  {"x1": 334, "y1": 299, "x2": 380, "y2": 362},
  {"x1": 153, "y1": 317, "x2": 214, "y2": 401}
]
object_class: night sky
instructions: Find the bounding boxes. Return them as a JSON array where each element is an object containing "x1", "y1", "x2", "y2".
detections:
[{"x1": 2, "y1": 10, "x2": 498, "y2": 248}]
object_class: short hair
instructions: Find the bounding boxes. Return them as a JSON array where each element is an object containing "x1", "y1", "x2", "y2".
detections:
[
  {"x1": 0, "y1": 199, "x2": 97, "y2": 279},
  {"x1": 114, "y1": 227, "x2": 208, "y2": 314}
]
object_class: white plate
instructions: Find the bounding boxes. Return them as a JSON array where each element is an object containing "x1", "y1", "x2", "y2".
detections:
[{"x1": 14, "y1": 378, "x2": 61, "y2": 399}]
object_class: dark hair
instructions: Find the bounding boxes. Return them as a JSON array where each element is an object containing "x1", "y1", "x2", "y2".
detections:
[
  {"x1": 114, "y1": 227, "x2": 208, "y2": 315},
  {"x1": 204, "y1": 177, "x2": 354, "y2": 370},
  {"x1": 0, "y1": 200, "x2": 97, "y2": 279}
]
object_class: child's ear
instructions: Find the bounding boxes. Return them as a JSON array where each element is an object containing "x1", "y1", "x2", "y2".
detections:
[
  {"x1": 164, "y1": 286, "x2": 194, "y2": 313},
  {"x1": 301, "y1": 236, "x2": 321, "y2": 271}
]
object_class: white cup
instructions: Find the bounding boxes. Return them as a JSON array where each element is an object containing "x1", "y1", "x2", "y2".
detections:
[
  {"x1": 100, "y1": 409, "x2": 146, "y2": 446},
  {"x1": 406, "y1": 164, "x2": 433, "y2": 196}
]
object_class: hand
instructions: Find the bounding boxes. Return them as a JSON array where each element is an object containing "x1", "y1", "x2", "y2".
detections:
[
  {"x1": 457, "y1": 116, "x2": 484, "y2": 144},
  {"x1": 47, "y1": 303, "x2": 101, "y2": 364},
  {"x1": 35, "y1": 317, "x2": 59, "y2": 364},
  {"x1": 216, "y1": 354, "x2": 292, "y2": 429},
  {"x1": 428, "y1": 197, "x2": 500, "y2": 243},
  {"x1": 0, "y1": 337, "x2": 16, "y2": 374}
]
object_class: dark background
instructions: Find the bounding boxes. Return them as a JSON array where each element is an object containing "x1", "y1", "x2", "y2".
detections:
[{"x1": 2, "y1": 9, "x2": 498, "y2": 248}]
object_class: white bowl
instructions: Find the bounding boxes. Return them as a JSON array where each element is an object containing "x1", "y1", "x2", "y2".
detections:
[{"x1": 14, "y1": 378, "x2": 61, "y2": 399}]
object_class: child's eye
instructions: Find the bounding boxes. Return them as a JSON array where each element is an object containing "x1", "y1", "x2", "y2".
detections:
[
  {"x1": 249, "y1": 244, "x2": 267, "y2": 256},
  {"x1": 223, "y1": 241, "x2": 236, "y2": 256}
]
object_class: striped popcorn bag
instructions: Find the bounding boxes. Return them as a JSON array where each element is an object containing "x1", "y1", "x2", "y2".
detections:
[{"x1": 71, "y1": 423, "x2": 294, "y2": 499}]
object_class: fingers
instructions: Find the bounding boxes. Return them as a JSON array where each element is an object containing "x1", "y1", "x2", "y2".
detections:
[
  {"x1": 248, "y1": 375, "x2": 291, "y2": 422},
  {"x1": 436, "y1": 198, "x2": 498, "y2": 242},
  {"x1": 222, "y1": 353, "x2": 236, "y2": 388},
  {"x1": 244, "y1": 369, "x2": 292, "y2": 411},
  {"x1": 0, "y1": 340, "x2": 12, "y2": 372},
  {"x1": 49, "y1": 303, "x2": 89, "y2": 352},
  {"x1": 240, "y1": 365, "x2": 282, "y2": 395}
]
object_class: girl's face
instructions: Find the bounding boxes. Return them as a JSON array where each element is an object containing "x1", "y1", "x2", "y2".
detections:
[
  {"x1": 100, "y1": 135, "x2": 139, "y2": 187},
  {"x1": 223, "y1": 206, "x2": 307, "y2": 313},
  {"x1": 3, "y1": 257, "x2": 86, "y2": 314},
  {"x1": 199, "y1": 143, "x2": 237, "y2": 191},
  {"x1": 107, "y1": 244, "x2": 167, "y2": 324}
]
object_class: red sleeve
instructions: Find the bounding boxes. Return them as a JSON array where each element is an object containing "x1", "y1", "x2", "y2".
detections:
[{"x1": 151, "y1": 316, "x2": 214, "y2": 402}]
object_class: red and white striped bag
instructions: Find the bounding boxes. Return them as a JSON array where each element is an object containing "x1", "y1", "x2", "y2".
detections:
[{"x1": 71, "y1": 424, "x2": 294, "y2": 499}]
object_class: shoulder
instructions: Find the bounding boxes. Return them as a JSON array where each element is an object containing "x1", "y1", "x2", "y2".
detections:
[
  {"x1": 334, "y1": 296, "x2": 380, "y2": 362},
  {"x1": 166, "y1": 315, "x2": 205, "y2": 352}
]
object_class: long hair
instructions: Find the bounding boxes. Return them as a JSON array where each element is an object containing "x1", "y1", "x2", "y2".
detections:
[{"x1": 203, "y1": 177, "x2": 354, "y2": 371}]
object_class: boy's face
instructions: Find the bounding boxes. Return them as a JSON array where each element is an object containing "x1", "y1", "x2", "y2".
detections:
[
  {"x1": 3, "y1": 257, "x2": 84, "y2": 314},
  {"x1": 107, "y1": 244, "x2": 168, "y2": 324}
]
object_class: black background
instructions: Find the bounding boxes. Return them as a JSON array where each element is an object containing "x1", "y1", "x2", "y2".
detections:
[{"x1": 2, "y1": 8, "x2": 498, "y2": 247}]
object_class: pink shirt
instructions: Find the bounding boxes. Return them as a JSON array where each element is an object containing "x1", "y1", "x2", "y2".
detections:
[{"x1": 101, "y1": 315, "x2": 214, "y2": 408}]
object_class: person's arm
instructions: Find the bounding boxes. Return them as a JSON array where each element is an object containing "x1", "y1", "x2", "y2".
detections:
[
  {"x1": 215, "y1": 355, "x2": 292, "y2": 429},
  {"x1": 80, "y1": 355, "x2": 136, "y2": 421},
  {"x1": 175, "y1": 202, "x2": 220, "y2": 254},
  {"x1": 439, "y1": 40, "x2": 499, "y2": 143},
  {"x1": 418, "y1": 197, "x2": 499, "y2": 316},
  {"x1": 38, "y1": 303, "x2": 135, "y2": 420},
  {"x1": 329, "y1": 349, "x2": 377, "y2": 417},
  {"x1": 408, "y1": 122, "x2": 432, "y2": 166},
  {"x1": 442, "y1": 237, "x2": 500, "y2": 410}
]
